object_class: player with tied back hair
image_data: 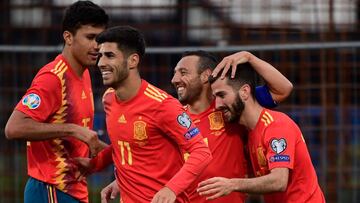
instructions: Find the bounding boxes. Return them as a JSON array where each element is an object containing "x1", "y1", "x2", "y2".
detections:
[
  {"x1": 197, "y1": 62, "x2": 325, "y2": 202},
  {"x1": 5, "y1": 1, "x2": 109, "y2": 202},
  {"x1": 93, "y1": 25, "x2": 212, "y2": 203}
]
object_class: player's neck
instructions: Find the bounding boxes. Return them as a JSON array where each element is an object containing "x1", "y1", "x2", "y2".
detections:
[
  {"x1": 187, "y1": 88, "x2": 213, "y2": 114},
  {"x1": 115, "y1": 72, "x2": 141, "y2": 101},
  {"x1": 239, "y1": 101, "x2": 263, "y2": 130},
  {"x1": 62, "y1": 49, "x2": 85, "y2": 78}
]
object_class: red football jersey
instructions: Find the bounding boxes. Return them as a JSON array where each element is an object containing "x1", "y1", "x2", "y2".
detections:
[
  {"x1": 103, "y1": 80, "x2": 209, "y2": 203},
  {"x1": 248, "y1": 109, "x2": 325, "y2": 203},
  {"x1": 15, "y1": 54, "x2": 94, "y2": 202},
  {"x1": 184, "y1": 101, "x2": 247, "y2": 203}
]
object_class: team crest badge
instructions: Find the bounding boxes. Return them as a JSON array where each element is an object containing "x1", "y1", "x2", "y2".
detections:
[
  {"x1": 22, "y1": 93, "x2": 41, "y2": 109},
  {"x1": 208, "y1": 111, "x2": 224, "y2": 130},
  {"x1": 257, "y1": 147, "x2": 267, "y2": 167},
  {"x1": 133, "y1": 121, "x2": 147, "y2": 141}
]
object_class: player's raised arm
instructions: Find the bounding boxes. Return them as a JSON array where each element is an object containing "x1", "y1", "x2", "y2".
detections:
[{"x1": 211, "y1": 51, "x2": 293, "y2": 103}]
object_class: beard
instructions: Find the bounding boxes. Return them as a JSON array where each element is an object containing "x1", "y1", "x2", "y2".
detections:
[
  {"x1": 177, "y1": 79, "x2": 203, "y2": 105},
  {"x1": 224, "y1": 94, "x2": 245, "y2": 123}
]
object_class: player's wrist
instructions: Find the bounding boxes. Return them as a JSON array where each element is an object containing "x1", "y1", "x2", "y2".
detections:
[
  {"x1": 62, "y1": 123, "x2": 77, "y2": 137},
  {"x1": 164, "y1": 183, "x2": 181, "y2": 196},
  {"x1": 246, "y1": 52, "x2": 255, "y2": 64},
  {"x1": 230, "y1": 178, "x2": 242, "y2": 192},
  {"x1": 66, "y1": 124, "x2": 87, "y2": 142},
  {"x1": 164, "y1": 186, "x2": 176, "y2": 197}
]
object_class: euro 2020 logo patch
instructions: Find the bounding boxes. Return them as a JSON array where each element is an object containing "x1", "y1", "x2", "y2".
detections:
[
  {"x1": 22, "y1": 93, "x2": 41, "y2": 109},
  {"x1": 177, "y1": 112, "x2": 192, "y2": 129}
]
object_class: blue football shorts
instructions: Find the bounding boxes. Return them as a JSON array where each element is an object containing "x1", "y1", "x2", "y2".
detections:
[{"x1": 24, "y1": 177, "x2": 80, "y2": 203}]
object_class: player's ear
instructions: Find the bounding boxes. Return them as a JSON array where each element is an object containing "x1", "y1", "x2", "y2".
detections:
[
  {"x1": 127, "y1": 53, "x2": 139, "y2": 69},
  {"x1": 239, "y1": 84, "x2": 251, "y2": 100},
  {"x1": 63, "y1": 31, "x2": 73, "y2": 46},
  {"x1": 200, "y1": 69, "x2": 212, "y2": 83}
]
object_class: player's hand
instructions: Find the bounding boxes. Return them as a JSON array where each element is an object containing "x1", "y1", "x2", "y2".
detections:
[
  {"x1": 211, "y1": 51, "x2": 253, "y2": 79},
  {"x1": 72, "y1": 157, "x2": 92, "y2": 180},
  {"x1": 101, "y1": 180, "x2": 119, "y2": 203},
  {"x1": 86, "y1": 130, "x2": 103, "y2": 158},
  {"x1": 197, "y1": 177, "x2": 234, "y2": 200},
  {"x1": 71, "y1": 125, "x2": 102, "y2": 157},
  {"x1": 151, "y1": 187, "x2": 176, "y2": 203}
]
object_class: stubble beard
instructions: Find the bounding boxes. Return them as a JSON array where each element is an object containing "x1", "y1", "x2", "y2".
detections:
[{"x1": 178, "y1": 80, "x2": 203, "y2": 105}]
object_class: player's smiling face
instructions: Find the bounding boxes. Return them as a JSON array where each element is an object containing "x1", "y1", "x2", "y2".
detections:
[
  {"x1": 97, "y1": 42, "x2": 129, "y2": 87},
  {"x1": 68, "y1": 25, "x2": 105, "y2": 67},
  {"x1": 211, "y1": 78, "x2": 244, "y2": 123},
  {"x1": 171, "y1": 55, "x2": 203, "y2": 104}
]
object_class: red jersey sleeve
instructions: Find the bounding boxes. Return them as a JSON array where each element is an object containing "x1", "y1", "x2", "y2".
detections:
[
  {"x1": 263, "y1": 120, "x2": 295, "y2": 170},
  {"x1": 90, "y1": 145, "x2": 113, "y2": 172},
  {"x1": 156, "y1": 98, "x2": 212, "y2": 195},
  {"x1": 15, "y1": 72, "x2": 61, "y2": 122},
  {"x1": 157, "y1": 98, "x2": 204, "y2": 146}
]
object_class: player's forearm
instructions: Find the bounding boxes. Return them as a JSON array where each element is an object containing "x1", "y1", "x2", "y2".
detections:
[
  {"x1": 248, "y1": 53, "x2": 293, "y2": 103},
  {"x1": 6, "y1": 110, "x2": 80, "y2": 141},
  {"x1": 232, "y1": 171, "x2": 288, "y2": 194},
  {"x1": 166, "y1": 139, "x2": 212, "y2": 195}
]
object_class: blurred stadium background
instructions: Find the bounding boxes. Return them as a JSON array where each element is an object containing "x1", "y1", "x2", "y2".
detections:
[{"x1": 0, "y1": 0, "x2": 359, "y2": 202}]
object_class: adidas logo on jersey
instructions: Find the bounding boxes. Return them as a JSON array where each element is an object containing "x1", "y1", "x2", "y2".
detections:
[
  {"x1": 118, "y1": 114, "x2": 127, "y2": 123},
  {"x1": 81, "y1": 91, "x2": 87, "y2": 99}
]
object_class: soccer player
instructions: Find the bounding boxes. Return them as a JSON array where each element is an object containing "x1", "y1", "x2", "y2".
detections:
[
  {"x1": 170, "y1": 50, "x2": 293, "y2": 203},
  {"x1": 4, "y1": 1, "x2": 109, "y2": 202},
  {"x1": 96, "y1": 26, "x2": 212, "y2": 203},
  {"x1": 197, "y1": 63, "x2": 325, "y2": 202}
]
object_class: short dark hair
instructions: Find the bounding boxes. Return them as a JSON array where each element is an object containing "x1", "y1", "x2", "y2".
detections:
[
  {"x1": 62, "y1": 1, "x2": 109, "y2": 34},
  {"x1": 182, "y1": 50, "x2": 218, "y2": 74},
  {"x1": 96, "y1": 26, "x2": 146, "y2": 60},
  {"x1": 209, "y1": 62, "x2": 257, "y2": 99}
]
